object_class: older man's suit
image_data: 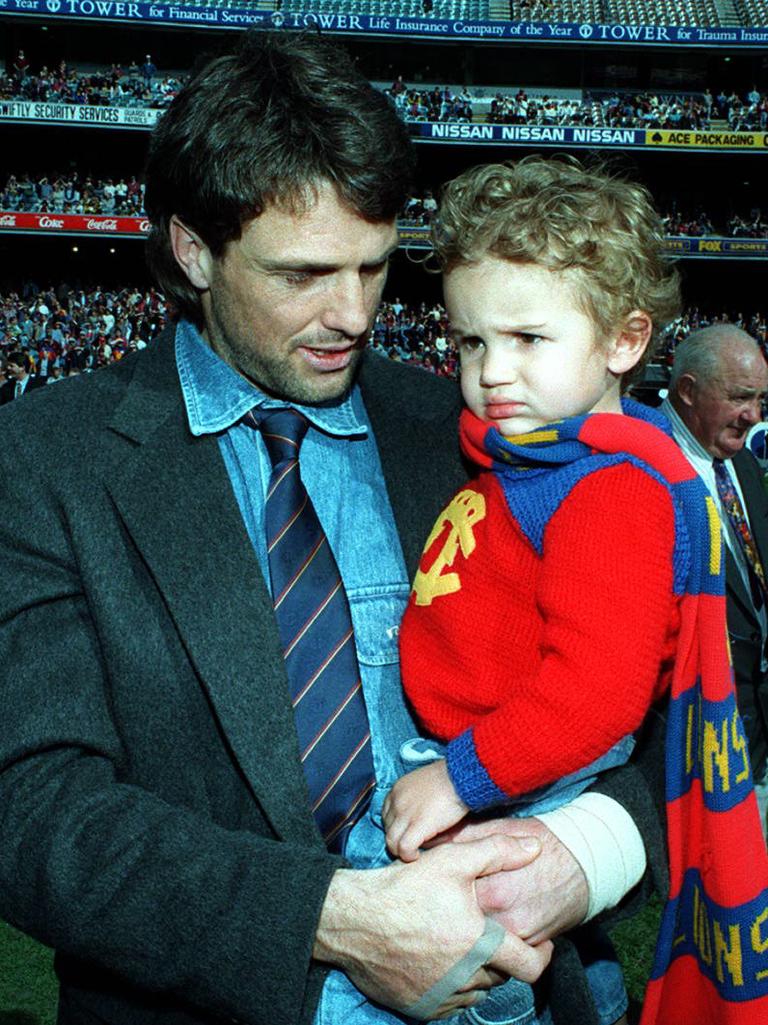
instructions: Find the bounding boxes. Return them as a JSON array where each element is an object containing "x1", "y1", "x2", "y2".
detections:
[
  {"x1": 0, "y1": 328, "x2": 665, "y2": 1025},
  {"x1": 724, "y1": 447, "x2": 768, "y2": 774}
]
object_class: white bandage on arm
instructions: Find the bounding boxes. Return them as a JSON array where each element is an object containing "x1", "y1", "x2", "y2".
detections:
[{"x1": 536, "y1": 792, "x2": 647, "y2": 922}]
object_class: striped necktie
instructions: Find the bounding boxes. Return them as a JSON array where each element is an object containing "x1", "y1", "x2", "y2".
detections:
[
  {"x1": 713, "y1": 457, "x2": 768, "y2": 607},
  {"x1": 247, "y1": 407, "x2": 375, "y2": 852}
]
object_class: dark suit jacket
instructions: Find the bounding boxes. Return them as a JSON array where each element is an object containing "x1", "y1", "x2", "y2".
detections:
[
  {"x1": 725, "y1": 447, "x2": 768, "y2": 773},
  {"x1": 0, "y1": 330, "x2": 666, "y2": 1025},
  {"x1": 0, "y1": 373, "x2": 46, "y2": 404}
]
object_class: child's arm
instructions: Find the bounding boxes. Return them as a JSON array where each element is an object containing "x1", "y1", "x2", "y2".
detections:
[{"x1": 382, "y1": 759, "x2": 469, "y2": 862}]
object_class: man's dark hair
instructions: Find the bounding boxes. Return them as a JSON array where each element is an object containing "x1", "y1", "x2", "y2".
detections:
[
  {"x1": 6, "y1": 351, "x2": 31, "y2": 372},
  {"x1": 144, "y1": 30, "x2": 415, "y2": 324}
]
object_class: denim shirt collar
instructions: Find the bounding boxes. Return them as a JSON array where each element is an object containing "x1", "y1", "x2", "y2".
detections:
[{"x1": 175, "y1": 318, "x2": 368, "y2": 439}]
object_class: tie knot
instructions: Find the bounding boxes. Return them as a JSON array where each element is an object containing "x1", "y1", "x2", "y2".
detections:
[{"x1": 251, "y1": 408, "x2": 309, "y2": 468}]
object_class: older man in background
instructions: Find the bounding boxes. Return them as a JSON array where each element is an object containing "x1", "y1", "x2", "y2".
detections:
[{"x1": 662, "y1": 324, "x2": 768, "y2": 824}]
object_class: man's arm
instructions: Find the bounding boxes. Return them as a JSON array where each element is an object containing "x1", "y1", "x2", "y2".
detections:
[
  {"x1": 0, "y1": 421, "x2": 342, "y2": 1023},
  {"x1": 445, "y1": 703, "x2": 668, "y2": 943}
]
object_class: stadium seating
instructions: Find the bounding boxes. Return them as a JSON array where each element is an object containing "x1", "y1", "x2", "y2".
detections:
[
  {"x1": 510, "y1": 1, "x2": 604, "y2": 20},
  {"x1": 605, "y1": 0, "x2": 723, "y2": 24},
  {"x1": 738, "y1": 0, "x2": 768, "y2": 25}
]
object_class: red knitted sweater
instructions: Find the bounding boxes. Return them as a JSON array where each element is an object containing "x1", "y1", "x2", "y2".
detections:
[{"x1": 399, "y1": 457, "x2": 680, "y2": 803}]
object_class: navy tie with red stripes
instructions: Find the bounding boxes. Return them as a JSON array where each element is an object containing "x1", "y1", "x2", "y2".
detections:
[{"x1": 247, "y1": 407, "x2": 375, "y2": 852}]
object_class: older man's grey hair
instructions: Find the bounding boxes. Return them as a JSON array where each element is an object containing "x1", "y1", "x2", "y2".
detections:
[{"x1": 669, "y1": 324, "x2": 761, "y2": 391}]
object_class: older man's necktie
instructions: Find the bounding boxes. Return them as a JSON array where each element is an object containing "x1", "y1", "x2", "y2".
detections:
[
  {"x1": 246, "y1": 407, "x2": 375, "y2": 851},
  {"x1": 713, "y1": 457, "x2": 768, "y2": 607}
]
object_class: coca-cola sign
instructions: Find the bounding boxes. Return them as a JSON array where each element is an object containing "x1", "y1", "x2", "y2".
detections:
[{"x1": 0, "y1": 212, "x2": 148, "y2": 237}]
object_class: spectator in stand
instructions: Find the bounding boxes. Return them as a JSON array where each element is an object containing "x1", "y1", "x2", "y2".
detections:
[
  {"x1": 12, "y1": 50, "x2": 29, "y2": 85},
  {"x1": 0, "y1": 350, "x2": 46, "y2": 404},
  {"x1": 390, "y1": 73, "x2": 406, "y2": 95},
  {"x1": 141, "y1": 54, "x2": 157, "y2": 86}
]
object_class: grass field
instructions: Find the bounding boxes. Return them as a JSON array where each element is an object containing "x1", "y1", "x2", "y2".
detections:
[
  {"x1": 0, "y1": 900, "x2": 661, "y2": 1023},
  {"x1": 0, "y1": 922, "x2": 57, "y2": 1025}
]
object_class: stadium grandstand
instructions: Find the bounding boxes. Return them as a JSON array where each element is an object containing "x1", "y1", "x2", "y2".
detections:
[{"x1": 3, "y1": 0, "x2": 768, "y2": 1020}]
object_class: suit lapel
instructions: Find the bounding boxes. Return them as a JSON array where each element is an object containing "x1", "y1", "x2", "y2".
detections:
[
  {"x1": 359, "y1": 353, "x2": 466, "y2": 582},
  {"x1": 726, "y1": 449, "x2": 768, "y2": 625},
  {"x1": 104, "y1": 332, "x2": 319, "y2": 844},
  {"x1": 734, "y1": 448, "x2": 768, "y2": 577}
]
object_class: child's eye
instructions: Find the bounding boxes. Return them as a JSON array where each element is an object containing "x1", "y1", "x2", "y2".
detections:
[
  {"x1": 518, "y1": 332, "x2": 544, "y2": 345},
  {"x1": 458, "y1": 336, "x2": 484, "y2": 353}
]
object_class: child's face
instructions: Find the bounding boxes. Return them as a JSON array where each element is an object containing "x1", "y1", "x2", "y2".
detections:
[{"x1": 445, "y1": 257, "x2": 626, "y2": 436}]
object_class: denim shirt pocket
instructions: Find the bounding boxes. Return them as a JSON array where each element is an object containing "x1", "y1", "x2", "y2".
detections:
[
  {"x1": 341, "y1": 585, "x2": 415, "y2": 869},
  {"x1": 348, "y1": 583, "x2": 417, "y2": 791}
]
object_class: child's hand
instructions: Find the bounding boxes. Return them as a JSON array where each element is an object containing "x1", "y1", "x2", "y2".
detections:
[{"x1": 382, "y1": 759, "x2": 469, "y2": 863}]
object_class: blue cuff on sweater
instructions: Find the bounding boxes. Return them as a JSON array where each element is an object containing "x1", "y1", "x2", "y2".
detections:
[{"x1": 446, "y1": 729, "x2": 508, "y2": 811}]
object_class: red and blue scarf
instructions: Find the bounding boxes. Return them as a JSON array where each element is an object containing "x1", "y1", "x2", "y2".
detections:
[{"x1": 461, "y1": 400, "x2": 768, "y2": 1025}]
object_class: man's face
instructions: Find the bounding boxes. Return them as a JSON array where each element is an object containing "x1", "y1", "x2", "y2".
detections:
[
  {"x1": 198, "y1": 182, "x2": 398, "y2": 405},
  {"x1": 682, "y1": 345, "x2": 768, "y2": 459},
  {"x1": 7, "y1": 361, "x2": 25, "y2": 380}
]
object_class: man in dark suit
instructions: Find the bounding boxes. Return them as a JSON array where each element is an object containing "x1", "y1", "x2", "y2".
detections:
[
  {"x1": 662, "y1": 324, "x2": 768, "y2": 801},
  {"x1": 0, "y1": 31, "x2": 665, "y2": 1025},
  {"x1": 0, "y1": 350, "x2": 46, "y2": 404}
]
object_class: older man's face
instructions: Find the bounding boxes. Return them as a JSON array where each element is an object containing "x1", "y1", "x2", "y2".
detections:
[{"x1": 685, "y1": 347, "x2": 768, "y2": 460}]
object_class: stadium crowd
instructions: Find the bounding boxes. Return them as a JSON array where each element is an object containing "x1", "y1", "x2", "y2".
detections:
[
  {"x1": 0, "y1": 286, "x2": 167, "y2": 380},
  {"x1": 1, "y1": 173, "x2": 146, "y2": 216},
  {"x1": 727, "y1": 210, "x2": 768, "y2": 237},
  {"x1": 385, "y1": 79, "x2": 474, "y2": 122},
  {"x1": 6, "y1": 52, "x2": 767, "y2": 138},
  {"x1": 657, "y1": 207, "x2": 768, "y2": 238},
  {"x1": 661, "y1": 207, "x2": 717, "y2": 236},
  {"x1": 708, "y1": 85, "x2": 768, "y2": 129},
  {"x1": 2, "y1": 286, "x2": 768, "y2": 390},
  {"x1": 5, "y1": 180, "x2": 765, "y2": 239},
  {"x1": 487, "y1": 90, "x2": 600, "y2": 125},
  {"x1": 596, "y1": 90, "x2": 710, "y2": 129},
  {"x1": 2, "y1": 51, "x2": 185, "y2": 109}
]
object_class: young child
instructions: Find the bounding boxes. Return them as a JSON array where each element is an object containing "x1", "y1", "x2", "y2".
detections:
[
  {"x1": 381, "y1": 155, "x2": 683, "y2": 1025},
  {"x1": 382, "y1": 154, "x2": 768, "y2": 1025},
  {"x1": 386, "y1": 155, "x2": 681, "y2": 868}
]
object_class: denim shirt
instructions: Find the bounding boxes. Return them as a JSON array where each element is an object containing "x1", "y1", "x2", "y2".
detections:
[{"x1": 175, "y1": 319, "x2": 418, "y2": 825}]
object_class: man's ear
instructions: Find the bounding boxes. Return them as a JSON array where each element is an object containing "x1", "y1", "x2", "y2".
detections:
[
  {"x1": 607, "y1": 310, "x2": 653, "y2": 376},
  {"x1": 169, "y1": 215, "x2": 214, "y2": 291},
  {"x1": 675, "y1": 371, "x2": 698, "y2": 408}
]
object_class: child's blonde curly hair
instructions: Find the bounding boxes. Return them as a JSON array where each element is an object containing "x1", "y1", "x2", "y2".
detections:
[{"x1": 432, "y1": 155, "x2": 681, "y2": 381}]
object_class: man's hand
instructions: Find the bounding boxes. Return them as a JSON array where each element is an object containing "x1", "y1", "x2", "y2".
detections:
[
  {"x1": 382, "y1": 759, "x2": 468, "y2": 862},
  {"x1": 447, "y1": 816, "x2": 589, "y2": 944},
  {"x1": 313, "y1": 834, "x2": 553, "y2": 1018}
]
